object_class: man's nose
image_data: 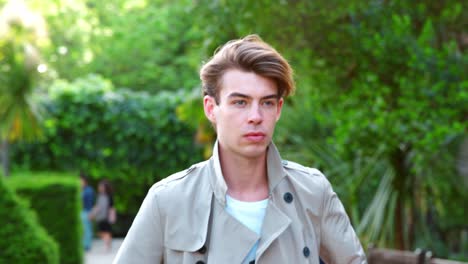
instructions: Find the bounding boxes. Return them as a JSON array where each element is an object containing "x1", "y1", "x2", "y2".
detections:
[{"x1": 248, "y1": 104, "x2": 263, "y2": 124}]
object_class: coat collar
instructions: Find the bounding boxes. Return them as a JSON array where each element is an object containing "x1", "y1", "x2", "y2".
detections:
[
  {"x1": 164, "y1": 140, "x2": 291, "y2": 256},
  {"x1": 208, "y1": 140, "x2": 287, "y2": 206}
]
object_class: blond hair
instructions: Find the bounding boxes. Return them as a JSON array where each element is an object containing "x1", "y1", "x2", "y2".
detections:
[{"x1": 200, "y1": 35, "x2": 295, "y2": 103}]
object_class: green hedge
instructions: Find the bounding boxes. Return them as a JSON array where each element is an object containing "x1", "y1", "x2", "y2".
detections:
[
  {"x1": 12, "y1": 75, "x2": 203, "y2": 215},
  {"x1": 8, "y1": 173, "x2": 82, "y2": 264},
  {"x1": 0, "y1": 177, "x2": 59, "y2": 264}
]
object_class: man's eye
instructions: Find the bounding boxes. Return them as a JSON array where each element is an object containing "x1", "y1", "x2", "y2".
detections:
[
  {"x1": 263, "y1": 100, "x2": 276, "y2": 107},
  {"x1": 233, "y1": 100, "x2": 246, "y2": 106}
]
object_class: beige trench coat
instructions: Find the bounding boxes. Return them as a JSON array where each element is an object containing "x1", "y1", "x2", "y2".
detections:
[{"x1": 114, "y1": 142, "x2": 366, "y2": 264}]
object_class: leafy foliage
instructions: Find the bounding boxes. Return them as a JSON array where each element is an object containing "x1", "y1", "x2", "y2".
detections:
[
  {"x1": 176, "y1": 88, "x2": 216, "y2": 158},
  {"x1": 325, "y1": 4, "x2": 467, "y2": 252},
  {"x1": 21, "y1": 0, "x2": 203, "y2": 92},
  {"x1": 0, "y1": 0, "x2": 47, "y2": 141},
  {"x1": 12, "y1": 75, "x2": 203, "y2": 214}
]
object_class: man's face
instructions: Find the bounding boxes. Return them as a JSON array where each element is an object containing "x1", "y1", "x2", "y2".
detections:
[{"x1": 204, "y1": 69, "x2": 283, "y2": 159}]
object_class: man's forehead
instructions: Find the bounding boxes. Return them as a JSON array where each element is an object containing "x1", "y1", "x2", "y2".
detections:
[{"x1": 219, "y1": 70, "x2": 279, "y2": 98}]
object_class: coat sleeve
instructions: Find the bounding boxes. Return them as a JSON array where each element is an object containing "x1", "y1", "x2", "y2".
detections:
[
  {"x1": 319, "y1": 175, "x2": 367, "y2": 264},
  {"x1": 113, "y1": 185, "x2": 164, "y2": 264}
]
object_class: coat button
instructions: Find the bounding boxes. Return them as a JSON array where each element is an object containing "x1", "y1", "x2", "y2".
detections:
[
  {"x1": 283, "y1": 192, "x2": 293, "y2": 203},
  {"x1": 303, "y1": 246, "x2": 310, "y2": 257},
  {"x1": 195, "y1": 261, "x2": 205, "y2": 264},
  {"x1": 198, "y1": 245, "x2": 206, "y2": 254}
]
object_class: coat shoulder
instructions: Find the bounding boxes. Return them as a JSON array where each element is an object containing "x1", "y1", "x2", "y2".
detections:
[
  {"x1": 145, "y1": 160, "x2": 212, "y2": 252},
  {"x1": 281, "y1": 160, "x2": 331, "y2": 191},
  {"x1": 282, "y1": 160, "x2": 325, "y2": 178},
  {"x1": 151, "y1": 160, "x2": 208, "y2": 191}
]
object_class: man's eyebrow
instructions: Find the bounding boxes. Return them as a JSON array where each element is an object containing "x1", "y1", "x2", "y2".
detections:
[
  {"x1": 227, "y1": 92, "x2": 251, "y2": 99},
  {"x1": 227, "y1": 93, "x2": 279, "y2": 100},
  {"x1": 261, "y1": 94, "x2": 280, "y2": 100}
]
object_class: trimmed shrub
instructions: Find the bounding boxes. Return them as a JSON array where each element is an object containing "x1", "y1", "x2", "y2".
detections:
[
  {"x1": 8, "y1": 173, "x2": 82, "y2": 264},
  {"x1": 0, "y1": 176, "x2": 59, "y2": 264}
]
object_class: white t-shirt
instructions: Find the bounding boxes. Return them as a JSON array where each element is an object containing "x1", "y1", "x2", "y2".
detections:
[{"x1": 225, "y1": 195, "x2": 269, "y2": 264}]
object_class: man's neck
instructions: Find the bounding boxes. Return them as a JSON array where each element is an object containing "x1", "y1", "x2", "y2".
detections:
[{"x1": 218, "y1": 147, "x2": 269, "y2": 202}]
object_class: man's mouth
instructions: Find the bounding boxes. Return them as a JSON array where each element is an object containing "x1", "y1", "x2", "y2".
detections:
[{"x1": 244, "y1": 132, "x2": 266, "y2": 142}]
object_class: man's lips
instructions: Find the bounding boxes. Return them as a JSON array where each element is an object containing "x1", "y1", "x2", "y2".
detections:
[
  {"x1": 244, "y1": 132, "x2": 266, "y2": 141},
  {"x1": 245, "y1": 132, "x2": 266, "y2": 136}
]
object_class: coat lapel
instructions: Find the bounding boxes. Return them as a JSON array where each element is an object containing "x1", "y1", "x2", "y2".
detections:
[
  {"x1": 207, "y1": 199, "x2": 259, "y2": 263},
  {"x1": 256, "y1": 201, "x2": 291, "y2": 260}
]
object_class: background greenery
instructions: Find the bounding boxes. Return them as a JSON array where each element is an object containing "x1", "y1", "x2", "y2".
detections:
[
  {"x1": 11, "y1": 75, "x2": 203, "y2": 215},
  {"x1": 0, "y1": 0, "x2": 466, "y2": 261}
]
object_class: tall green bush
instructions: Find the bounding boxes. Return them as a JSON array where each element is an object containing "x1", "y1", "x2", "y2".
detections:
[
  {"x1": 8, "y1": 173, "x2": 82, "y2": 264},
  {"x1": 12, "y1": 75, "x2": 203, "y2": 214},
  {"x1": 0, "y1": 176, "x2": 59, "y2": 264}
]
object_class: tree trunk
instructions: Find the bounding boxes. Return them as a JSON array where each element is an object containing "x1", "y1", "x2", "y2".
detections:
[
  {"x1": 1, "y1": 139, "x2": 9, "y2": 177},
  {"x1": 395, "y1": 192, "x2": 404, "y2": 250},
  {"x1": 392, "y1": 146, "x2": 411, "y2": 250}
]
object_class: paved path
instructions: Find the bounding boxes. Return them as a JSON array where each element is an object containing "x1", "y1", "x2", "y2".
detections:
[{"x1": 85, "y1": 238, "x2": 124, "y2": 264}]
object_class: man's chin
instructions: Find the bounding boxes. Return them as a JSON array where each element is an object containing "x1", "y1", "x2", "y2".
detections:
[{"x1": 240, "y1": 144, "x2": 269, "y2": 158}]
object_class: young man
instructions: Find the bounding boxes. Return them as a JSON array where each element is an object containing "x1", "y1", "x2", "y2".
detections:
[{"x1": 114, "y1": 35, "x2": 366, "y2": 263}]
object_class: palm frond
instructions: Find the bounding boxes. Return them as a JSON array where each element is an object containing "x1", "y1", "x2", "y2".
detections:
[{"x1": 357, "y1": 167, "x2": 396, "y2": 247}]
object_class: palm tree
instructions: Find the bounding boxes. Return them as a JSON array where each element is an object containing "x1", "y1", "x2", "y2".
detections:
[{"x1": 0, "y1": 1, "x2": 47, "y2": 177}]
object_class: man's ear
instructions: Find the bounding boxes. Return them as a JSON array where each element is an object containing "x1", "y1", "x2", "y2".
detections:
[
  {"x1": 203, "y1": 95, "x2": 217, "y2": 123},
  {"x1": 276, "y1": 97, "x2": 284, "y2": 122}
]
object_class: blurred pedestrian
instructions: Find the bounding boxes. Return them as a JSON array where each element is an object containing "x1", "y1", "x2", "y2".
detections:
[
  {"x1": 80, "y1": 172, "x2": 94, "y2": 251},
  {"x1": 89, "y1": 179, "x2": 114, "y2": 252}
]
